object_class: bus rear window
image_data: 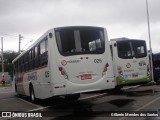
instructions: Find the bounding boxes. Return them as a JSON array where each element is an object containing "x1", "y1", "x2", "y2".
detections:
[
  {"x1": 132, "y1": 41, "x2": 147, "y2": 58},
  {"x1": 117, "y1": 42, "x2": 132, "y2": 59},
  {"x1": 55, "y1": 28, "x2": 105, "y2": 56},
  {"x1": 117, "y1": 40, "x2": 147, "y2": 59}
]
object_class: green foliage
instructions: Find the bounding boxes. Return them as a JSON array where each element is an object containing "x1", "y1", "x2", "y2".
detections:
[
  {"x1": 3, "y1": 50, "x2": 19, "y2": 63},
  {"x1": 0, "y1": 50, "x2": 18, "y2": 72}
]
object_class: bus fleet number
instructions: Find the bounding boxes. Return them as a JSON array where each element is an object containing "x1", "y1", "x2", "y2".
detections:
[{"x1": 45, "y1": 71, "x2": 49, "y2": 78}]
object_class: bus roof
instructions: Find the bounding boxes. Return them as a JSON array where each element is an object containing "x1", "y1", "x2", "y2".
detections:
[
  {"x1": 153, "y1": 52, "x2": 160, "y2": 57},
  {"x1": 54, "y1": 26, "x2": 104, "y2": 31},
  {"x1": 110, "y1": 37, "x2": 145, "y2": 42},
  {"x1": 12, "y1": 26, "x2": 105, "y2": 63}
]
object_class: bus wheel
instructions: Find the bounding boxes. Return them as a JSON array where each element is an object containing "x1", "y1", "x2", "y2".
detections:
[
  {"x1": 30, "y1": 85, "x2": 36, "y2": 103},
  {"x1": 115, "y1": 86, "x2": 123, "y2": 91},
  {"x1": 15, "y1": 85, "x2": 22, "y2": 98},
  {"x1": 156, "y1": 79, "x2": 160, "y2": 85},
  {"x1": 65, "y1": 93, "x2": 80, "y2": 101}
]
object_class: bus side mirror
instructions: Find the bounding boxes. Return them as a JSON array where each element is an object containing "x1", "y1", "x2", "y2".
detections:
[{"x1": 114, "y1": 43, "x2": 117, "y2": 47}]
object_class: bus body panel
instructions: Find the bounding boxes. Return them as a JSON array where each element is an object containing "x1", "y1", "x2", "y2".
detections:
[
  {"x1": 12, "y1": 26, "x2": 115, "y2": 100},
  {"x1": 23, "y1": 66, "x2": 53, "y2": 99},
  {"x1": 14, "y1": 67, "x2": 53, "y2": 99},
  {"x1": 153, "y1": 53, "x2": 160, "y2": 83},
  {"x1": 48, "y1": 30, "x2": 67, "y2": 96},
  {"x1": 50, "y1": 28, "x2": 115, "y2": 95},
  {"x1": 14, "y1": 32, "x2": 54, "y2": 99},
  {"x1": 114, "y1": 57, "x2": 150, "y2": 86}
]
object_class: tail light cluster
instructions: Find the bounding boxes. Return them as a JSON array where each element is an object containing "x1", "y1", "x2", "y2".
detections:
[
  {"x1": 147, "y1": 64, "x2": 150, "y2": 76},
  {"x1": 59, "y1": 67, "x2": 68, "y2": 79},
  {"x1": 102, "y1": 63, "x2": 109, "y2": 76}
]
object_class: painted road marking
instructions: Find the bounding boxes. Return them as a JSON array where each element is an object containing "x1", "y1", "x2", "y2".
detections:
[
  {"x1": 18, "y1": 97, "x2": 42, "y2": 108},
  {"x1": 79, "y1": 93, "x2": 108, "y2": 100},
  {"x1": 0, "y1": 91, "x2": 14, "y2": 94},
  {"x1": 136, "y1": 96, "x2": 160, "y2": 111},
  {"x1": 122, "y1": 85, "x2": 141, "y2": 90},
  {"x1": 118, "y1": 96, "x2": 160, "y2": 120}
]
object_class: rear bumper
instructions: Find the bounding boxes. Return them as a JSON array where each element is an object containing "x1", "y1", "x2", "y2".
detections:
[{"x1": 65, "y1": 77, "x2": 115, "y2": 94}]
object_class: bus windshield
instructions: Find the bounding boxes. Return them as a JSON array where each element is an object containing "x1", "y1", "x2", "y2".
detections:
[
  {"x1": 55, "y1": 28, "x2": 105, "y2": 56},
  {"x1": 117, "y1": 40, "x2": 147, "y2": 59}
]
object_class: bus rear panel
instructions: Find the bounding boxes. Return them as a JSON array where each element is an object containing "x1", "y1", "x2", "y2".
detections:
[
  {"x1": 110, "y1": 38, "x2": 151, "y2": 87},
  {"x1": 51, "y1": 26, "x2": 115, "y2": 95}
]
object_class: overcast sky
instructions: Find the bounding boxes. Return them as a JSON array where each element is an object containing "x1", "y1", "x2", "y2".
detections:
[{"x1": 0, "y1": 0, "x2": 160, "y2": 53}]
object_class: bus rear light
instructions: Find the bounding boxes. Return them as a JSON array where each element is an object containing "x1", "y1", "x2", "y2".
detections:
[
  {"x1": 61, "y1": 71, "x2": 65, "y2": 75},
  {"x1": 105, "y1": 63, "x2": 109, "y2": 68},
  {"x1": 58, "y1": 67, "x2": 68, "y2": 79},
  {"x1": 147, "y1": 64, "x2": 150, "y2": 76},
  {"x1": 102, "y1": 63, "x2": 109, "y2": 76},
  {"x1": 59, "y1": 67, "x2": 63, "y2": 71}
]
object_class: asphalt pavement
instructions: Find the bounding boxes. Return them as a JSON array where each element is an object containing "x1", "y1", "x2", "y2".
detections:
[{"x1": 1, "y1": 84, "x2": 160, "y2": 120}]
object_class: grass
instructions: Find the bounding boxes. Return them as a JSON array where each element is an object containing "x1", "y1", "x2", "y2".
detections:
[{"x1": 0, "y1": 83, "x2": 11, "y2": 88}]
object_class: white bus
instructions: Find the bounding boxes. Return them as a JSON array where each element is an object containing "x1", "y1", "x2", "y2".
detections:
[
  {"x1": 109, "y1": 38, "x2": 151, "y2": 88},
  {"x1": 12, "y1": 26, "x2": 115, "y2": 102}
]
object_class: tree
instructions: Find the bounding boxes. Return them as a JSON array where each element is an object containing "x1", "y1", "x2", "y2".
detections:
[
  {"x1": 0, "y1": 50, "x2": 19, "y2": 72},
  {"x1": 3, "y1": 50, "x2": 19, "y2": 63}
]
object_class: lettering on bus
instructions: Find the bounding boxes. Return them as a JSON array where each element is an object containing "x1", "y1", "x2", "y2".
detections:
[
  {"x1": 139, "y1": 61, "x2": 146, "y2": 66},
  {"x1": 28, "y1": 72, "x2": 37, "y2": 81},
  {"x1": 138, "y1": 68, "x2": 146, "y2": 71},
  {"x1": 94, "y1": 58, "x2": 102, "y2": 63},
  {"x1": 45, "y1": 71, "x2": 49, "y2": 78},
  {"x1": 67, "y1": 60, "x2": 81, "y2": 63},
  {"x1": 61, "y1": 60, "x2": 81, "y2": 66},
  {"x1": 124, "y1": 69, "x2": 134, "y2": 72}
]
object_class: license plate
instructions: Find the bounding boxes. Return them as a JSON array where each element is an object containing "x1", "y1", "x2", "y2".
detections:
[{"x1": 81, "y1": 74, "x2": 92, "y2": 80}]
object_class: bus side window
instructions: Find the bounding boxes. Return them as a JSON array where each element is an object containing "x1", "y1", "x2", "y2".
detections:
[
  {"x1": 25, "y1": 53, "x2": 29, "y2": 71},
  {"x1": 46, "y1": 38, "x2": 48, "y2": 52},
  {"x1": 18, "y1": 58, "x2": 21, "y2": 73},
  {"x1": 35, "y1": 46, "x2": 38, "y2": 57},
  {"x1": 34, "y1": 45, "x2": 40, "y2": 68},
  {"x1": 110, "y1": 45, "x2": 113, "y2": 61},
  {"x1": 40, "y1": 40, "x2": 45, "y2": 54},
  {"x1": 32, "y1": 48, "x2": 35, "y2": 69},
  {"x1": 39, "y1": 37, "x2": 48, "y2": 67},
  {"x1": 21, "y1": 56, "x2": 24, "y2": 72},
  {"x1": 29, "y1": 50, "x2": 32, "y2": 70},
  {"x1": 22, "y1": 55, "x2": 26, "y2": 72},
  {"x1": 37, "y1": 44, "x2": 40, "y2": 67}
]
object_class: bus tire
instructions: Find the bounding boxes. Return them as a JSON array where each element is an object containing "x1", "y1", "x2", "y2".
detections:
[
  {"x1": 115, "y1": 86, "x2": 123, "y2": 91},
  {"x1": 156, "y1": 79, "x2": 160, "y2": 85},
  {"x1": 29, "y1": 85, "x2": 36, "y2": 103},
  {"x1": 65, "y1": 93, "x2": 80, "y2": 101},
  {"x1": 15, "y1": 84, "x2": 22, "y2": 98}
]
